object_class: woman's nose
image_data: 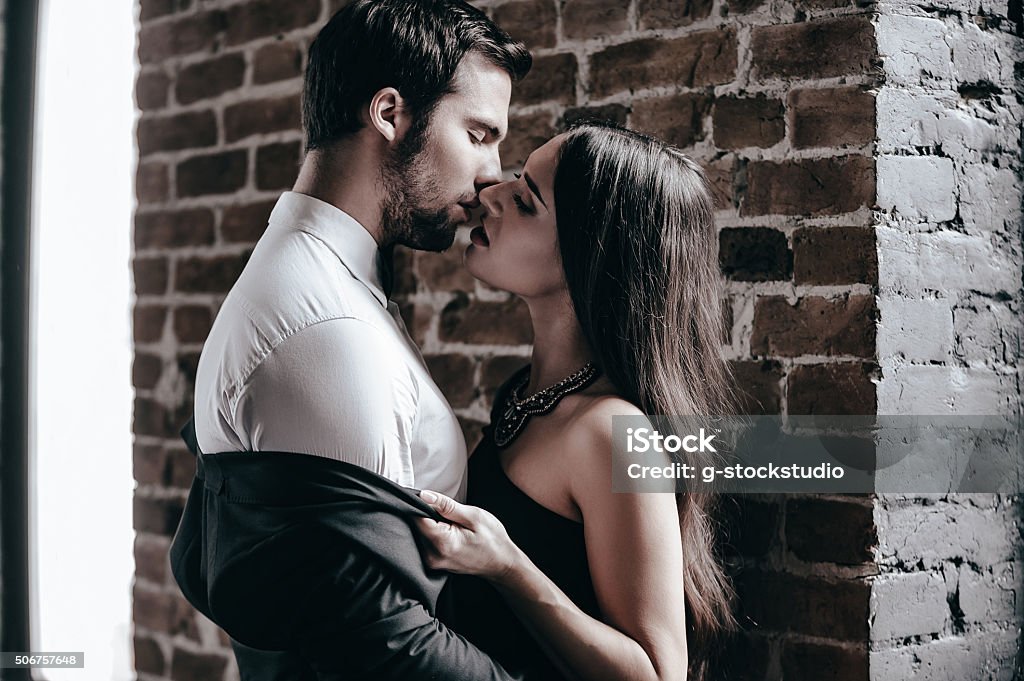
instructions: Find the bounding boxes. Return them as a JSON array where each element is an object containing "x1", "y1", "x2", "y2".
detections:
[{"x1": 478, "y1": 183, "x2": 502, "y2": 217}]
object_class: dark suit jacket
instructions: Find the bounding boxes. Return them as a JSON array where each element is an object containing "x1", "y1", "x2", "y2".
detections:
[{"x1": 168, "y1": 419, "x2": 525, "y2": 680}]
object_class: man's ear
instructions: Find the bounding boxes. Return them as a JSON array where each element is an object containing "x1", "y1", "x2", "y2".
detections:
[{"x1": 367, "y1": 87, "x2": 410, "y2": 144}]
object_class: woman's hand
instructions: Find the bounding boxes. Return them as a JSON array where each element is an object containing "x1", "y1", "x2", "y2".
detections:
[{"x1": 413, "y1": 490, "x2": 523, "y2": 582}]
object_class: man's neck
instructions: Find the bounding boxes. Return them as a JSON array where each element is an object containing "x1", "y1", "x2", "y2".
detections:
[{"x1": 292, "y1": 146, "x2": 385, "y2": 246}]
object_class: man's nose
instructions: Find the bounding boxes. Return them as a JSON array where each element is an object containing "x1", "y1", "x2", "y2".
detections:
[{"x1": 476, "y1": 145, "x2": 503, "y2": 188}]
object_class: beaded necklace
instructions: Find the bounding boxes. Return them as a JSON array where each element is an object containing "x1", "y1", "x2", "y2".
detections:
[{"x1": 493, "y1": 363, "x2": 601, "y2": 447}]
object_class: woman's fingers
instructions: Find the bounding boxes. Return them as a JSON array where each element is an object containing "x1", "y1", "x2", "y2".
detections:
[
  {"x1": 419, "y1": 490, "x2": 476, "y2": 526},
  {"x1": 413, "y1": 516, "x2": 457, "y2": 570},
  {"x1": 412, "y1": 501, "x2": 515, "y2": 579},
  {"x1": 414, "y1": 516, "x2": 439, "y2": 531}
]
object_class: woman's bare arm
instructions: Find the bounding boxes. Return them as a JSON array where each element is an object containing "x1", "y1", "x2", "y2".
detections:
[{"x1": 416, "y1": 398, "x2": 689, "y2": 681}]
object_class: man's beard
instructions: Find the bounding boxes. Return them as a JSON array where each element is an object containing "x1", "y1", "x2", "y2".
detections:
[{"x1": 380, "y1": 125, "x2": 460, "y2": 252}]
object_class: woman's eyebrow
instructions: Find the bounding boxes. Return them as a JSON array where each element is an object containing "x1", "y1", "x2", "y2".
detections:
[{"x1": 523, "y1": 171, "x2": 547, "y2": 208}]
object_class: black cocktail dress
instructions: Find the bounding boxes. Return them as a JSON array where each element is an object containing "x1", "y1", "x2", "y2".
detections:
[{"x1": 441, "y1": 370, "x2": 603, "y2": 680}]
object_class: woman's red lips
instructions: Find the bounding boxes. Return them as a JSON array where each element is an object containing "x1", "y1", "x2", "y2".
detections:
[{"x1": 470, "y1": 225, "x2": 490, "y2": 247}]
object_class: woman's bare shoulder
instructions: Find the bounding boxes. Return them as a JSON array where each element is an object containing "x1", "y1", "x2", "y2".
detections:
[
  {"x1": 556, "y1": 392, "x2": 646, "y2": 466},
  {"x1": 554, "y1": 394, "x2": 673, "y2": 520}
]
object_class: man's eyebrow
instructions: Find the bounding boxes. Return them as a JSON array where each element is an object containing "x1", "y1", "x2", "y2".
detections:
[
  {"x1": 523, "y1": 171, "x2": 547, "y2": 208},
  {"x1": 468, "y1": 118, "x2": 506, "y2": 142}
]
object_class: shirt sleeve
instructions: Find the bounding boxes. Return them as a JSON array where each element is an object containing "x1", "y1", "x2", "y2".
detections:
[{"x1": 231, "y1": 317, "x2": 419, "y2": 487}]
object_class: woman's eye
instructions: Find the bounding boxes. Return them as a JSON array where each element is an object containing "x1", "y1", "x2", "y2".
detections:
[
  {"x1": 469, "y1": 131, "x2": 485, "y2": 144},
  {"x1": 512, "y1": 193, "x2": 535, "y2": 215}
]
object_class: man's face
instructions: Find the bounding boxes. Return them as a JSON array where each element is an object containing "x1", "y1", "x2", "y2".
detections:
[{"x1": 381, "y1": 51, "x2": 511, "y2": 252}]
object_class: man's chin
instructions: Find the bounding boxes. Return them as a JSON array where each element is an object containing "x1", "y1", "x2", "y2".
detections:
[{"x1": 402, "y1": 223, "x2": 458, "y2": 252}]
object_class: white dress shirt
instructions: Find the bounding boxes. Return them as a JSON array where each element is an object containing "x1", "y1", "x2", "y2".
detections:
[{"x1": 193, "y1": 191, "x2": 468, "y2": 501}]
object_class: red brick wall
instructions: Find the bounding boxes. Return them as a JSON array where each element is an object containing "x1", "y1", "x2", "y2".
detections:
[{"x1": 131, "y1": 0, "x2": 883, "y2": 678}]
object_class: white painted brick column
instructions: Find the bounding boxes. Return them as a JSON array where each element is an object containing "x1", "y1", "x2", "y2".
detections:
[{"x1": 871, "y1": 2, "x2": 1024, "y2": 678}]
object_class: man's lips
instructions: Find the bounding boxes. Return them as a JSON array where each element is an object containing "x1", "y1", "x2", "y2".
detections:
[{"x1": 458, "y1": 201, "x2": 483, "y2": 225}]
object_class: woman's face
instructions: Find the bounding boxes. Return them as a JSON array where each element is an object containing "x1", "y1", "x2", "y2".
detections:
[{"x1": 464, "y1": 134, "x2": 566, "y2": 298}]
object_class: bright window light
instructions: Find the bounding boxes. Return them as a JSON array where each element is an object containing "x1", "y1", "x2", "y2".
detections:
[{"x1": 30, "y1": 0, "x2": 136, "y2": 679}]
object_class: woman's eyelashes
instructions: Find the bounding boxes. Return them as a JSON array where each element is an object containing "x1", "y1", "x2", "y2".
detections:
[
  {"x1": 512, "y1": 193, "x2": 536, "y2": 215},
  {"x1": 510, "y1": 173, "x2": 536, "y2": 215}
]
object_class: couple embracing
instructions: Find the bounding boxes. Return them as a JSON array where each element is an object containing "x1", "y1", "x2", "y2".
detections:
[{"x1": 169, "y1": 1, "x2": 738, "y2": 680}]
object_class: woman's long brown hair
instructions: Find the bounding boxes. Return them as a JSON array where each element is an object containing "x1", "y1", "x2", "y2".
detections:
[{"x1": 553, "y1": 122, "x2": 738, "y2": 680}]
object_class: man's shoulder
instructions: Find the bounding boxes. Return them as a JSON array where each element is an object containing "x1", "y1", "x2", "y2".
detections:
[
  {"x1": 198, "y1": 293, "x2": 404, "y2": 419},
  {"x1": 229, "y1": 230, "x2": 381, "y2": 338},
  {"x1": 206, "y1": 226, "x2": 398, "y2": 372},
  {"x1": 243, "y1": 316, "x2": 412, "y2": 391}
]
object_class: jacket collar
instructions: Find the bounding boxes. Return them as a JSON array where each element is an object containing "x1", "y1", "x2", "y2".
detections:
[{"x1": 268, "y1": 191, "x2": 388, "y2": 307}]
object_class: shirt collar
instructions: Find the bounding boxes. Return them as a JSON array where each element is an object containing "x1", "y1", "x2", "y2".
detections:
[{"x1": 268, "y1": 191, "x2": 388, "y2": 307}]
